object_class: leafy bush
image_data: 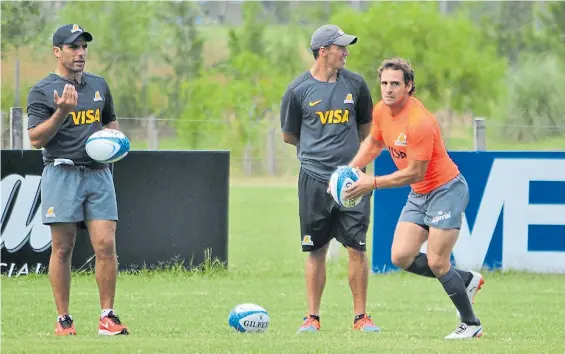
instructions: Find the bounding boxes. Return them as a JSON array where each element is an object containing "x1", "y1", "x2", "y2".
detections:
[
  {"x1": 331, "y1": 2, "x2": 508, "y2": 117},
  {"x1": 495, "y1": 54, "x2": 565, "y2": 142}
]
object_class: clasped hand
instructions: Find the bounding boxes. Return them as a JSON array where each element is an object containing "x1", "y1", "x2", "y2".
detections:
[{"x1": 343, "y1": 167, "x2": 375, "y2": 200}]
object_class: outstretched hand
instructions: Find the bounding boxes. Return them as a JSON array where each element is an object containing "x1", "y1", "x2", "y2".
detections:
[{"x1": 54, "y1": 84, "x2": 78, "y2": 114}]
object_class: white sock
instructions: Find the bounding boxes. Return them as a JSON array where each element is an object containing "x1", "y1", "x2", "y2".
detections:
[{"x1": 101, "y1": 309, "x2": 114, "y2": 319}]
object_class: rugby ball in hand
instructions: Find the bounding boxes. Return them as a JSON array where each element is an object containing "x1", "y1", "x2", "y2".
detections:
[
  {"x1": 228, "y1": 303, "x2": 270, "y2": 333},
  {"x1": 86, "y1": 129, "x2": 130, "y2": 164},
  {"x1": 329, "y1": 166, "x2": 363, "y2": 208}
]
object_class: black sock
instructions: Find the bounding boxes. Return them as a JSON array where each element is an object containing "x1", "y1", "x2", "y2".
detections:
[
  {"x1": 406, "y1": 253, "x2": 474, "y2": 287},
  {"x1": 406, "y1": 253, "x2": 435, "y2": 277},
  {"x1": 309, "y1": 314, "x2": 320, "y2": 322},
  {"x1": 439, "y1": 267, "x2": 478, "y2": 324},
  {"x1": 354, "y1": 313, "x2": 366, "y2": 324},
  {"x1": 457, "y1": 269, "x2": 473, "y2": 288}
]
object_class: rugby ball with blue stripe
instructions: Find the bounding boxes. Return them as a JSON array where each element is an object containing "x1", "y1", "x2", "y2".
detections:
[
  {"x1": 329, "y1": 166, "x2": 363, "y2": 208},
  {"x1": 228, "y1": 303, "x2": 270, "y2": 333},
  {"x1": 86, "y1": 129, "x2": 130, "y2": 164}
]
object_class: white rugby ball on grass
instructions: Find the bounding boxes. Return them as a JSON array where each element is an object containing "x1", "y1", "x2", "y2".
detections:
[{"x1": 228, "y1": 303, "x2": 270, "y2": 333}]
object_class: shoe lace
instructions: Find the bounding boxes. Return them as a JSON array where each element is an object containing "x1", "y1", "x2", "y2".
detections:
[
  {"x1": 455, "y1": 323, "x2": 468, "y2": 334},
  {"x1": 107, "y1": 312, "x2": 122, "y2": 325},
  {"x1": 59, "y1": 315, "x2": 73, "y2": 329}
]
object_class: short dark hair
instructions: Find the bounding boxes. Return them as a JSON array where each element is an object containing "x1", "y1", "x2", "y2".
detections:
[
  {"x1": 313, "y1": 45, "x2": 337, "y2": 60},
  {"x1": 378, "y1": 57, "x2": 416, "y2": 95},
  {"x1": 312, "y1": 49, "x2": 320, "y2": 60}
]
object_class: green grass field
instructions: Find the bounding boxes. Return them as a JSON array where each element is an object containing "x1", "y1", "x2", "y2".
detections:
[{"x1": 2, "y1": 183, "x2": 565, "y2": 353}]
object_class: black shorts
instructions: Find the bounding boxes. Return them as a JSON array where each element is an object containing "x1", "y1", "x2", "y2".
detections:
[{"x1": 298, "y1": 168, "x2": 371, "y2": 252}]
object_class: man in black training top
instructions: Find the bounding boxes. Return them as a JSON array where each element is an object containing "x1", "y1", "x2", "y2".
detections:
[
  {"x1": 280, "y1": 24, "x2": 379, "y2": 333},
  {"x1": 27, "y1": 24, "x2": 129, "y2": 336}
]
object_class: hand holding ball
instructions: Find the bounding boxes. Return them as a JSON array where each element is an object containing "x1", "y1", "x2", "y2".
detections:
[{"x1": 329, "y1": 166, "x2": 363, "y2": 208}]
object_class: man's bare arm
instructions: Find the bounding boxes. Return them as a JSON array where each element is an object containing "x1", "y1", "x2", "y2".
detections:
[
  {"x1": 282, "y1": 132, "x2": 299, "y2": 146},
  {"x1": 349, "y1": 135, "x2": 385, "y2": 170},
  {"x1": 28, "y1": 84, "x2": 77, "y2": 149},
  {"x1": 28, "y1": 109, "x2": 69, "y2": 149},
  {"x1": 374, "y1": 159, "x2": 428, "y2": 189}
]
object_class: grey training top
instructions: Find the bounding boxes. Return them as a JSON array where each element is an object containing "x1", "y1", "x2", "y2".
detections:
[
  {"x1": 27, "y1": 72, "x2": 117, "y2": 168},
  {"x1": 280, "y1": 68, "x2": 373, "y2": 182}
]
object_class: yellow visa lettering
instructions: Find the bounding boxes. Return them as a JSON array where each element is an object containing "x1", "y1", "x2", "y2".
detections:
[
  {"x1": 316, "y1": 109, "x2": 349, "y2": 124},
  {"x1": 70, "y1": 109, "x2": 101, "y2": 125},
  {"x1": 331, "y1": 109, "x2": 349, "y2": 123},
  {"x1": 85, "y1": 109, "x2": 100, "y2": 123},
  {"x1": 70, "y1": 112, "x2": 79, "y2": 125},
  {"x1": 325, "y1": 110, "x2": 333, "y2": 124}
]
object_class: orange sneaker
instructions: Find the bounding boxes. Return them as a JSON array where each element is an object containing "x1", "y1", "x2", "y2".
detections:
[
  {"x1": 297, "y1": 316, "x2": 321, "y2": 333},
  {"x1": 353, "y1": 315, "x2": 380, "y2": 332},
  {"x1": 55, "y1": 315, "x2": 77, "y2": 336},
  {"x1": 99, "y1": 311, "x2": 129, "y2": 335}
]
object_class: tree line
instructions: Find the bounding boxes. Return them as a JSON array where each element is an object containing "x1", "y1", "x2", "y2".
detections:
[{"x1": 2, "y1": 1, "x2": 565, "y2": 152}]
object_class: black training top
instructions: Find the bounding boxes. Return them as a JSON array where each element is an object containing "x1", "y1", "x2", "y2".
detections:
[
  {"x1": 27, "y1": 72, "x2": 117, "y2": 168},
  {"x1": 280, "y1": 68, "x2": 373, "y2": 182}
]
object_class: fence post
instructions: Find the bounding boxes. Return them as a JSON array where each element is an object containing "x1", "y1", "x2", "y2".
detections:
[
  {"x1": 243, "y1": 143, "x2": 252, "y2": 176},
  {"x1": 10, "y1": 107, "x2": 23, "y2": 149},
  {"x1": 473, "y1": 117, "x2": 486, "y2": 151},
  {"x1": 147, "y1": 116, "x2": 158, "y2": 150},
  {"x1": 23, "y1": 114, "x2": 31, "y2": 149},
  {"x1": 266, "y1": 127, "x2": 277, "y2": 176}
]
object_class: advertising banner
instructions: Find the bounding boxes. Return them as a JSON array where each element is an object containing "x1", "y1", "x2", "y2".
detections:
[
  {"x1": 1, "y1": 150, "x2": 230, "y2": 277},
  {"x1": 372, "y1": 151, "x2": 565, "y2": 274}
]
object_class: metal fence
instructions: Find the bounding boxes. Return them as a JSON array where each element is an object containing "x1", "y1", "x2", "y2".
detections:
[
  {"x1": 3, "y1": 109, "x2": 564, "y2": 177},
  {"x1": 1, "y1": 109, "x2": 301, "y2": 177}
]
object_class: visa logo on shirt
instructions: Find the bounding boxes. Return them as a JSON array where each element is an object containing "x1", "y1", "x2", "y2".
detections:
[
  {"x1": 316, "y1": 109, "x2": 350, "y2": 124},
  {"x1": 388, "y1": 147, "x2": 407, "y2": 160},
  {"x1": 70, "y1": 108, "x2": 101, "y2": 125}
]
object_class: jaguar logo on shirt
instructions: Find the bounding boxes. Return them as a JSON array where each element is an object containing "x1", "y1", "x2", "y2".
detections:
[
  {"x1": 315, "y1": 109, "x2": 350, "y2": 124},
  {"x1": 93, "y1": 91, "x2": 103, "y2": 102},
  {"x1": 395, "y1": 133, "x2": 407, "y2": 146}
]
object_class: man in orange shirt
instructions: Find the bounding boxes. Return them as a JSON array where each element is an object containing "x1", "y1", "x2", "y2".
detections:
[{"x1": 344, "y1": 57, "x2": 484, "y2": 339}]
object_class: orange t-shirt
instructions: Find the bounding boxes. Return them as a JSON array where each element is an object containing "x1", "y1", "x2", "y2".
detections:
[{"x1": 371, "y1": 97, "x2": 459, "y2": 194}]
